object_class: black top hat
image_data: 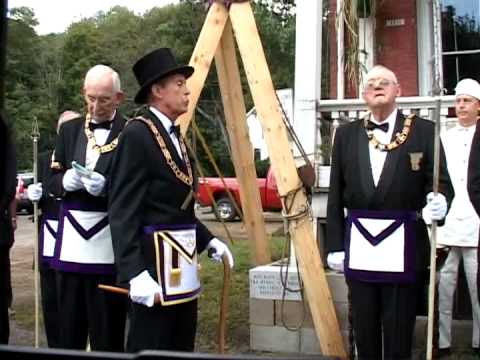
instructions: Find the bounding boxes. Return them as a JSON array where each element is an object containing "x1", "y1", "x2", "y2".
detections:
[{"x1": 132, "y1": 48, "x2": 194, "y2": 104}]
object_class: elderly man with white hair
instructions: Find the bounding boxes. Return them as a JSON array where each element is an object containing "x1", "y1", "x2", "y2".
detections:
[
  {"x1": 47, "y1": 65, "x2": 127, "y2": 351},
  {"x1": 326, "y1": 65, "x2": 454, "y2": 359},
  {"x1": 437, "y1": 78, "x2": 480, "y2": 357}
]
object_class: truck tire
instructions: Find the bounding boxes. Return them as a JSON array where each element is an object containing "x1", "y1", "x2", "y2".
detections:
[{"x1": 214, "y1": 197, "x2": 237, "y2": 222}]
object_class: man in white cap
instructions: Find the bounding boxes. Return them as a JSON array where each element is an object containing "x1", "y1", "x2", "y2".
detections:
[{"x1": 438, "y1": 78, "x2": 480, "y2": 357}]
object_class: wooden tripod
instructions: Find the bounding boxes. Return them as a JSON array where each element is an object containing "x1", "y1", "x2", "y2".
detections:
[{"x1": 178, "y1": 1, "x2": 346, "y2": 357}]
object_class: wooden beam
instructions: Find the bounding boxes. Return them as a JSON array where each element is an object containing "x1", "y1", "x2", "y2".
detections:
[
  {"x1": 178, "y1": 2, "x2": 229, "y2": 135},
  {"x1": 215, "y1": 19, "x2": 271, "y2": 265},
  {"x1": 229, "y1": 2, "x2": 347, "y2": 357}
]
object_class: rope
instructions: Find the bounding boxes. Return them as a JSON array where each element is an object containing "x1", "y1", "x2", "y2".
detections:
[
  {"x1": 278, "y1": 231, "x2": 306, "y2": 332},
  {"x1": 275, "y1": 92, "x2": 313, "y2": 169},
  {"x1": 190, "y1": 116, "x2": 244, "y2": 221},
  {"x1": 183, "y1": 132, "x2": 236, "y2": 246},
  {"x1": 277, "y1": 185, "x2": 314, "y2": 331}
]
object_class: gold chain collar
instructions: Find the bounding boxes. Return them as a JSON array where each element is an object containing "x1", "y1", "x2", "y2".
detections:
[
  {"x1": 364, "y1": 112, "x2": 414, "y2": 151},
  {"x1": 134, "y1": 116, "x2": 193, "y2": 187},
  {"x1": 84, "y1": 113, "x2": 119, "y2": 154}
]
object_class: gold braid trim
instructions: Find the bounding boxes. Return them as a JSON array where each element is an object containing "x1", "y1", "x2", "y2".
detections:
[
  {"x1": 134, "y1": 116, "x2": 193, "y2": 187},
  {"x1": 84, "y1": 113, "x2": 119, "y2": 154},
  {"x1": 365, "y1": 113, "x2": 415, "y2": 151}
]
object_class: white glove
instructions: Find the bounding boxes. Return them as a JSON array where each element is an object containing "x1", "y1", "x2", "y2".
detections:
[
  {"x1": 62, "y1": 169, "x2": 83, "y2": 192},
  {"x1": 206, "y1": 238, "x2": 234, "y2": 268},
  {"x1": 423, "y1": 192, "x2": 447, "y2": 222},
  {"x1": 129, "y1": 270, "x2": 162, "y2": 307},
  {"x1": 27, "y1": 183, "x2": 43, "y2": 202},
  {"x1": 327, "y1": 251, "x2": 345, "y2": 273},
  {"x1": 81, "y1": 171, "x2": 106, "y2": 197}
]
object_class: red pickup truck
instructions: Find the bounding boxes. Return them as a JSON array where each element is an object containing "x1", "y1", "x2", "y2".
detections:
[{"x1": 196, "y1": 167, "x2": 282, "y2": 221}]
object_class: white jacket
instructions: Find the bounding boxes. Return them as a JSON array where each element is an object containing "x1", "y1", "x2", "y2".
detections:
[{"x1": 438, "y1": 124, "x2": 480, "y2": 247}]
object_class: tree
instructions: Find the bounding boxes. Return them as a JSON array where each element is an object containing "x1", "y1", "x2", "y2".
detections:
[{"x1": 5, "y1": 1, "x2": 296, "y2": 175}]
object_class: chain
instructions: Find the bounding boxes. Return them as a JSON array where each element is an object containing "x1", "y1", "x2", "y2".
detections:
[
  {"x1": 134, "y1": 116, "x2": 193, "y2": 187},
  {"x1": 365, "y1": 113, "x2": 415, "y2": 151},
  {"x1": 84, "y1": 113, "x2": 119, "y2": 154}
]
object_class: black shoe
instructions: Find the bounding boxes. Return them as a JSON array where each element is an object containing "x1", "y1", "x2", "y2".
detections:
[
  {"x1": 472, "y1": 347, "x2": 479, "y2": 355},
  {"x1": 436, "y1": 347, "x2": 451, "y2": 358}
]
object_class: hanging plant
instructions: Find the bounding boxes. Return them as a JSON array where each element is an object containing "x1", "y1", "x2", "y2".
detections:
[{"x1": 337, "y1": 0, "x2": 382, "y2": 87}]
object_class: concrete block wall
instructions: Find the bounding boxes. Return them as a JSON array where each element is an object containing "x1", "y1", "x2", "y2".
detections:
[{"x1": 249, "y1": 265, "x2": 349, "y2": 354}]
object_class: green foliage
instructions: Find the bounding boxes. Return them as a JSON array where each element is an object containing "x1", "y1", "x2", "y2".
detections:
[{"x1": 6, "y1": 1, "x2": 295, "y2": 174}]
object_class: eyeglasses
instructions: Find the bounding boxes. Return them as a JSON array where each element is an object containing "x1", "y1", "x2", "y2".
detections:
[{"x1": 364, "y1": 78, "x2": 397, "y2": 90}]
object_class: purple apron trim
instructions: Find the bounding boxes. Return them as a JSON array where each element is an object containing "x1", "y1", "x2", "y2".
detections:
[
  {"x1": 65, "y1": 210, "x2": 109, "y2": 240},
  {"x1": 163, "y1": 287, "x2": 202, "y2": 303},
  {"x1": 351, "y1": 218, "x2": 403, "y2": 246},
  {"x1": 162, "y1": 231, "x2": 197, "y2": 262},
  {"x1": 62, "y1": 200, "x2": 107, "y2": 212},
  {"x1": 44, "y1": 220, "x2": 57, "y2": 239},
  {"x1": 51, "y1": 199, "x2": 114, "y2": 275},
  {"x1": 344, "y1": 209, "x2": 416, "y2": 283},
  {"x1": 39, "y1": 214, "x2": 59, "y2": 265},
  {"x1": 52, "y1": 261, "x2": 115, "y2": 275},
  {"x1": 143, "y1": 224, "x2": 196, "y2": 234}
]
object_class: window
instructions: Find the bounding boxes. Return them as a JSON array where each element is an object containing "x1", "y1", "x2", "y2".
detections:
[{"x1": 441, "y1": 0, "x2": 480, "y2": 93}]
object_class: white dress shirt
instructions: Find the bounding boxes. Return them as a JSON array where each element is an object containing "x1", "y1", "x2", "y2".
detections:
[
  {"x1": 438, "y1": 123, "x2": 479, "y2": 247},
  {"x1": 150, "y1": 106, "x2": 183, "y2": 159},
  {"x1": 368, "y1": 109, "x2": 397, "y2": 186}
]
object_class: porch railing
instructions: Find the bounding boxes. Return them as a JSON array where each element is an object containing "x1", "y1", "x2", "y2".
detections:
[{"x1": 314, "y1": 95, "x2": 457, "y2": 188}]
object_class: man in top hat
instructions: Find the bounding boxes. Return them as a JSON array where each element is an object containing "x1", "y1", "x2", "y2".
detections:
[
  {"x1": 437, "y1": 78, "x2": 480, "y2": 356},
  {"x1": 109, "y1": 48, "x2": 234, "y2": 352},
  {"x1": 326, "y1": 65, "x2": 454, "y2": 359},
  {"x1": 48, "y1": 65, "x2": 127, "y2": 351}
]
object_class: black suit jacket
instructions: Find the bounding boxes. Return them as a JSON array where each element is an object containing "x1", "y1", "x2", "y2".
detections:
[
  {"x1": 326, "y1": 112, "x2": 454, "y2": 271},
  {"x1": 0, "y1": 121, "x2": 16, "y2": 248},
  {"x1": 468, "y1": 120, "x2": 480, "y2": 217},
  {"x1": 36, "y1": 150, "x2": 59, "y2": 216},
  {"x1": 48, "y1": 113, "x2": 126, "y2": 207},
  {"x1": 108, "y1": 109, "x2": 213, "y2": 285}
]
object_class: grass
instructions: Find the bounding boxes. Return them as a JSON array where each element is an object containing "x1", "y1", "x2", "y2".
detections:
[
  {"x1": 10, "y1": 233, "x2": 288, "y2": 352},
  {"x1": 196, "y1": 234, "x2": 286, "y2": 353}
]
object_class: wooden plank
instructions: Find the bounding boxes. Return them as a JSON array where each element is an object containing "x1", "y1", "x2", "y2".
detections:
[
  {"x1": 215, "y1": 20, "x2": 271, "y2": 265},
  {"x1": 178, "y1": 2, "x2": 229, "y2": 134},
  {"x1": 229, "y1": 2, "x2": 347, "y2": 357}
]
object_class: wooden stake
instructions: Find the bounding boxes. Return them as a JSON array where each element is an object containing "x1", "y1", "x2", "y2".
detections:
[
  {"x1": 215, "y1": 19, "x2": 271, "y2": 265},
  {"x1": 174, "y1": 1, "x2": 346, "y2": 356},
  {"x1": 229, "y1": 2, "x2": 346, "y2": 357},
  {"x1": 178, "y1": 2, "x2": 229, "y2": 135}
]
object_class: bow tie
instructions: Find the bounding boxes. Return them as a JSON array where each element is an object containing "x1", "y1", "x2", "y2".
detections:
[
  {"x1": 367, "y1": 120, "x2": 389, "y2": 132},
  {"x1": 169, "y1": 124, "x2": 181, "y2": 137},
  {"x1": 89, "y1": 120, "x2": 112, "y2": 131}
]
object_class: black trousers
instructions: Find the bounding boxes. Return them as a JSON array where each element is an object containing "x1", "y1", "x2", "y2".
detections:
[
  {"x1": 127, "y1": 299, "x2": 197, "y2": 352},
  {"x1": 347, "y1": 278, "x2": 418, "y2": 360},
  {"x1": 40, "y1": 266, "x2": 60, "y2": 348},
  {"x1": 56, "y1": 271, "x2": 127, "y2": 351},
  {"x1": 0, "y1": 248, "x2": 9, "y2": 344}
]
